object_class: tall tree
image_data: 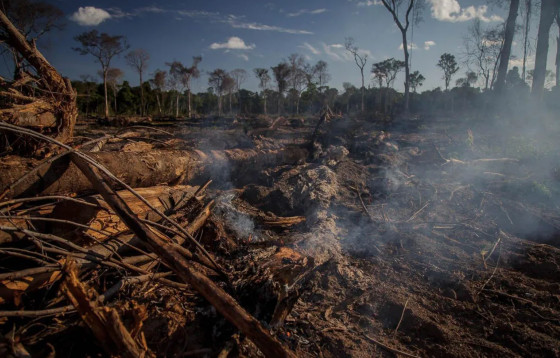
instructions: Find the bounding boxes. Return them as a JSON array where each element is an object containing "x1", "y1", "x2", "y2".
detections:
[
  {"x1": 463, "y1": 20, "x2": 503, "y2": 90},
  {"x1": 208, "y1": 69, "x2": 228, "y2": 116},
  {"x1": 456, "y1": 71, "x2": 478, "y2": 87},
  {"x1": 495, "y1": 0, "x2": 521, "y2": 93},
  {"x1": 409, "y1": 70, "x2": 425, "y2": 92},
  {"x1": 345, "y1": 37, "x2": 368, "y2": 113},
  {"x1": 437, "y1": 53, "x2": 460, "y2": 90},
  {"x1": 521, "y1": 0, "x2": 533, "y2": 81},
  {"x1": 99, "y1": 67, "x2": 123, "y2": 114},
  {"x1": 125, "y1": 49, "x2": 150, "y2": 116},
  {"x1": 166, "y1": 61, "x2": 186, "y2": 117},
  {"x1": 380, "y1": 0, "x2": 419, "y2": 113},
  {"x1": 150, "y1": 70, "x2": 166, "y2": 116},
  {"x1": 271, "y1": 62, "x2": 291, "y2": 114},
  {"x1": 287, "y1": 53, "x2": 306, "y2": 113},
  {"x1": 556, "y1": 7, "x2": 560, "y2": 89},
  {"x1": 184, "y1": 56, "x2": 202, "y2": 118},
  {"x1": 372, "y1": 58, "x2": 405, "y2": 88},
  {"x1": 313, "y1": 60, "x2": 331, "y2": 92},
  {"x1": 230, "y1": 68, "x2": 247, "y2": 113},
  {"x1": 531, "y1": 0, "x2": 559, "y2": 99},
  {"x1": 79, "y1": 74, "x2": 96, "y2": 118},
  {"x1": 223, "y1": 75, "x2": 235, "y2": 115},
  {"x1": 254, "y1": 68, "x2": 271, "y2": 115},
  {"x1": 73, "y1": 30, "x2": 128, "y2": 118}
]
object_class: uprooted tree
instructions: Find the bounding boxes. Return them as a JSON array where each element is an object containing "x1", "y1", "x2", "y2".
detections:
[{"x1": 0, "y1": 8, "x2": 77, "y2": 154}]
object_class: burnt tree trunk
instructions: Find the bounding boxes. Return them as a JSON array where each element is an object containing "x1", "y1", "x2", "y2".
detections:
[
  {"x1": 531, "y1": 0, "x2": 559, "y2": 99},
  {"x1": 495, "y1": 0, "x2": 520, "y2": 93}
]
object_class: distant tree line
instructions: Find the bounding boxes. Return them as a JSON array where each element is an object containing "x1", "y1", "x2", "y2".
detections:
[{"x1": 3, "y1": 0, "x2": 560, "y2": 119}]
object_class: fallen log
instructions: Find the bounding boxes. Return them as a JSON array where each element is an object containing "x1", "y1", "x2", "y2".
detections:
[
  {"x1": 0, "y1": 146, "x2": 308, "y2": 198},
  {"x1": 69, "y1": 153, "x2": 297, "y2": 358},
  {"x1": 0, "y1": 150, "x2": 198, "y2": 199}
]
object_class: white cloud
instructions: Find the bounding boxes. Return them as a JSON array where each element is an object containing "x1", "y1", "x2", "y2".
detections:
[
  {"x1": 509, "y1": 55, "x2": 534, "y2": 69},
  {"x1": 424, "y1": 40, "x2": 436, "y2": 50},
  {"x1": 209, "y1": 36, "x2": 255, "y2": 50},
  {"x1": 322, "y1": 43, "x2": 352, "y2": 61},
  {"x1": 70, "y1": 6, "x2": 112, "y2": 26},
  {"x1": 300, "y1": 42, "x2": 321, "y2": 55},
  {"x1": 226, "y1": 15, "x2": 313, "y2": 34},
  {"x1": 238, "y1": 53, "x2": 249, "y2": 61},
  {"x1": 357, "y1": 0, "x2": 382, "y2": 6},
  {"x1": 399, "y1": 42, "x2": 418, "y2": 50},
  {"x1": 428, "y1": 0, "x2": 503, "y2": 23},
  {"x1": 287, "y1": 8, "x2": 327, "y2": 17}
]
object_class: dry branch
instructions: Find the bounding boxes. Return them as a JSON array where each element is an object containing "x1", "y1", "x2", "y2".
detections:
[{"x1": 69, "y1": 152, "x2": 297, "y2": 358}]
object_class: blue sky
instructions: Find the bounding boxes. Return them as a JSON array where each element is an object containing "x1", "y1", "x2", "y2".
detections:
[{"x1": 22, "y1": 0, "x2": 553, "y2": 93}]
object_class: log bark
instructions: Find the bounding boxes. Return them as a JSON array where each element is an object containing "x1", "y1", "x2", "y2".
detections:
[
  {"x1": 0, "y1": 146, "x2": 308, "y2": 198},
  {"x1": 69, "y1": 153, "x2": 297, "y2": 358},
  {"x1": 0, "y1": 150, "x2": 198, "y2": 199}
]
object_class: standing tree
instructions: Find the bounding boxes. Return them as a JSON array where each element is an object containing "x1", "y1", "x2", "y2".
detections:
[
  {"x1": 254, "y1": 68, "x2": 271, "y2": 115},
  {"x1": 184, "y1": 56, "x2": 202, "y2": 118},
  {"x1": 372, "y1": 58, "x2": 404, "y2": 112},
  {"x1": 372, "y1": 58, "x2": 405, "y2": 88},
  {"x1": 379, "y1": 0, "x2": 420, "y2": 113},
  {"x1": 271, "y1": 62, "x2": 291, "y2": 114},
  {"x1": 345, "y1": 37, "x2": 368, "y2": 112},
  {"x1": 531, "y1": 0, "x2": 559, "y2": 99},
  {"x1": 223, "y1": 75, "x2": 235, "y2": 114},
  {"x1": 287, "y1": 54, "x2": 306, "y2": 113},
  {"x1": 313, "y1": 60, "x2": 331, "y2": 92},
  {"x1": 521, "y1": 0, "x2": 533, "y2": 81},
  {"x1": 463, "y1": 19, "x2": 504, "y2": 90},
  {"x1": 166, "y1": 61, "x2": 186, "y2": 117},
  {"x1": 230, "y1": 68, "x2": 247, "y2": 113},
  {"x1": 73, "y1": 30, "x2": 128, "y2": 118},
  {"x1": 208, "y1": 69, "x2": 228, "y2": 116},
  {"x1": 495, "y1": 0, "x2": 521, "y2": 93},
  {"x1": 151, "y1": 70, "x2": 166, "y2": 116},
  {"x1": 79, "y1": 74, "x2": 96, "y2": 118},
  {"x1": 409, "y1": 70, "x2": 425, "y2": 93},
  {"x1": 100, "y1": 68, "x2": 123, "y2": 114},
  {"x1": 437, "y1": 53, "x2": 460, "y2": 90},
  {"x1": 125, "y1": 48, "x2": 150, "y2": 116},
  {"x1": 456, "y1": 71, "x2": 478, "y2": 87}
]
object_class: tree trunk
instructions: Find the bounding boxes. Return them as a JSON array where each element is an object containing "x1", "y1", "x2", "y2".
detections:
[
  {"x1": 103, "y1": 71, "x2": 109, "y2": 118},
  {"x1": 187, "y1": 89, "x2": 192, "y2": 118},
  {"x1": 556, "y1": 14, "x2": 560, "y2": 87},
  {"x1": 113, "y1": 85, "x2": 117, "y2": 114},
  {"x1": 264, "y1": 93, "x2": 267, "y2": 115},
  {"x1": 401, "y1": 30, "x2": 410, "y2": 113},
  {"x1": 229, "y1": 92, "x2": 233, "y2": 115},
  {"x1": 522, "y1": 0, "x2": 532, "y2": 81},
  {"x1": 0, "y1": 150, "x2": 197, "y2": 198},
  {"x1": 218, "y1": 94, "x2": 222, "y2": 116},
  {"x1": 360, "y1": 68, "x2": 365, "y2": 113},
  {"x1": 1, "y1": 146, "x2": 308, "y2": 198},
  {"x1": 175, "y1": 93, "x2": 179, "y2": 118},
  {"x1": 496, "y1": 0, "x2": 520, "y2": 92},
  {"x1": 139, "y1": 72, "x2": 144, "y2": 116},
  {"x1": 531, "y1": 0, "x2": 558, "y2": 99},
  {"x1": 156, "y1": 93, "x2": 162, "y2": 116}
]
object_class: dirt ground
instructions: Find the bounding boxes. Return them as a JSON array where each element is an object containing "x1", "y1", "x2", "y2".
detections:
[{"x1": 2, "y1": 114, "x2": 559, "y2": 357}]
